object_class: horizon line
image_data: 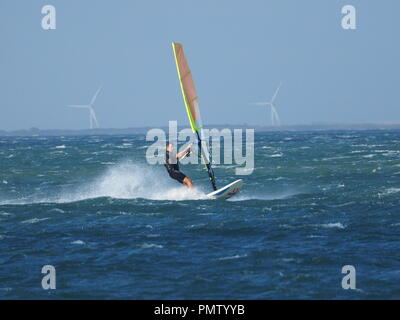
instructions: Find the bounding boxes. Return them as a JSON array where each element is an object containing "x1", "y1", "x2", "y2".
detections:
[{"x1": 1, "y1": 122, "x2": 400, "y2": 136}]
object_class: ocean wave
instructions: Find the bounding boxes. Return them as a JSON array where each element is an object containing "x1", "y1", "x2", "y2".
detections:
[
  {"x1": 140, "y1": 243, "x2": 163, "y2": 249},
  {"x1": 379, "y1": 188, "x2": 400, "y2": 197},
  {"x1": 327, "y1": 201, "x2": 355, "y2": 208},
  {"x1": 48, "y1": 208, "x2": 65, "y2": 213},
  {"x1": 21, "y1": 217, "x2": 50, "y2": 224}
]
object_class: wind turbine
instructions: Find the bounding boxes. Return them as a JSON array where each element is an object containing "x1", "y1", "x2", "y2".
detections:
[
  {"x1": 252, "y1": 82, "x2": 282, "y2": 126},
  {"x1": 67, "y1": 86, "x2": 102, "y2": 129}
]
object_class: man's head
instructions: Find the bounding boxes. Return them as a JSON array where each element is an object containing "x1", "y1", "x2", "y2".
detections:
[{"x1": 166, "y1": 141, "x2": 173, "y2": 152}]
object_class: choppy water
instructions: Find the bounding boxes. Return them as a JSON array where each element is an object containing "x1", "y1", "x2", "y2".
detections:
[{"x1": 0, "y1": 130, "x2": 399, "y2": 299}]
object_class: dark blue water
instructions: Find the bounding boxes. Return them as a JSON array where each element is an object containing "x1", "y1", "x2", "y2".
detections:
[{"x1": 1, "y1": 130, "x2": 399, "y2": 299}]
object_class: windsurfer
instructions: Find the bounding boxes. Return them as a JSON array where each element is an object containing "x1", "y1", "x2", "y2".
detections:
[{"x1": 165, "y1": 142, "x2": 194, "y2": 188}]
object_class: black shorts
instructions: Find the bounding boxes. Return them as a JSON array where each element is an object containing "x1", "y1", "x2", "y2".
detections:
[{"x1": 168, "y1": 170, "x2": 187, "y2": 184}]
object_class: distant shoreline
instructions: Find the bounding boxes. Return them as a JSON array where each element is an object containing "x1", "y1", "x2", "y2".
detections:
[{"x1": 1, "y1": 123, "x2": 400, "y2": 137}]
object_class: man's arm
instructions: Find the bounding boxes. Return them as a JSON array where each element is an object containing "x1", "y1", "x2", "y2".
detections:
[{"x1": 176, "y1": 143, "x2": 193, "y2": 159}]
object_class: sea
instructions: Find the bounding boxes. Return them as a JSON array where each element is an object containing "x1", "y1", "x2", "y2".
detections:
[{"x1": 0, "y1": 130, "x2": 399, "y2": 299}]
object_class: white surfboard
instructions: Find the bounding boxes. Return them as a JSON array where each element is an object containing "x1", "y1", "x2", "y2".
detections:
[{"x1": 207, "y1": 179, "x2": 243, "y2": 200}]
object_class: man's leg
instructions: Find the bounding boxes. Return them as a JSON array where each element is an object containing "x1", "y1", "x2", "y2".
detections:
[{"x1": 183, "y1": 177, "x2": 194, "y2": 188}]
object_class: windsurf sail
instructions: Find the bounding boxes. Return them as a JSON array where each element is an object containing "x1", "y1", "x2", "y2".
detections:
[{"x1": 172, "y1": 42, "x2": 217, "y2": 191}]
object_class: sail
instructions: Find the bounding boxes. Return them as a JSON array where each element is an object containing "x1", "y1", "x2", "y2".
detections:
[
  {"x1": 172, "y1": 42, "x2": 217, "y2": 191},
  {"x1": 172, "y1": 42, "x2": 202, "y2": 132}
]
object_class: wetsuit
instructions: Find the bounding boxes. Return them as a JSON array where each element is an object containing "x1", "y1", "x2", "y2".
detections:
[{"x1": 165, "y1": 151, "x2": 187, "y2": 184}]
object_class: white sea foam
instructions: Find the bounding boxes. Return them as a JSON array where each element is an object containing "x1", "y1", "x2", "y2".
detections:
[
  {"x1": 140, "y1": 243, "x2": 163, "y2": 249},
  {"x1": 228, "y1": 190, "x2": 301, "y2": 202},
  {"x1": 350, "y1": 150, "x2": 365, "y2": 153},
  {"x1": 272, "y1": 177, "x2": 287, "y2": 181},
  {"x1": 21, "y1": 217, "x2": 50, "y2": 224},
  {"x1": 186, "y1": 223, "x2": 207, "y2": 229},
  {"x1": 71, "y1": 240, "x2": 85, "y2": 245},
  {"x1": 380, "y1": 188, "x2": 400, "y2": 196},
  {"x1": 319, "y1": 222, "x2": 345, "y2": 229},
  {"x1": 218, "y1": 254, "x2": 247, "y2": 261},
  {"x1": 267, "y1": 153, "x2": 283, "y2": 158},
  {"x1": 322, "y1": 156, "x2": 351, "y2": 161},
  {"x1": 0, "y1": 162, "x2": 209, "y2": 204},
  {"x1": 56, "y1": 162, "x2": 207, "y2": 202}
]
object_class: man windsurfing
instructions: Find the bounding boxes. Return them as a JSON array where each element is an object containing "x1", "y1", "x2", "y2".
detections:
[{"x1": 165, "y1": 142, "x2": 194, "y2": 188}]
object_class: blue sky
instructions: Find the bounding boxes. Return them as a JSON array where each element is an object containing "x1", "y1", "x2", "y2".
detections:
[{"x1": 0, "y1": 0, "x2": 399, "y2": 130}]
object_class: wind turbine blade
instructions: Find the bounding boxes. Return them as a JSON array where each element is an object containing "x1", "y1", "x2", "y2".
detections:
[
  {"x1": 90, "y1": 86, "x2": 102, "y2": 106},
  {"x1": 253, "y1": 102, "x2": 274, "y2": 107},
  {"x1": 67, "y1": 105, "x2": 90, "y2": 109},
  {"x1": 271, "y1": 82, "x2": 283, "y2": 104},
  {"x1": 90, "y1": 108, "x2": 99, "y2": 128},
  {"x1": 271, "y1": 105, "x2": 281, "y2": 126},
  {"x1": 270, "y1": 107, "x2": 274, "y2": 126}
]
